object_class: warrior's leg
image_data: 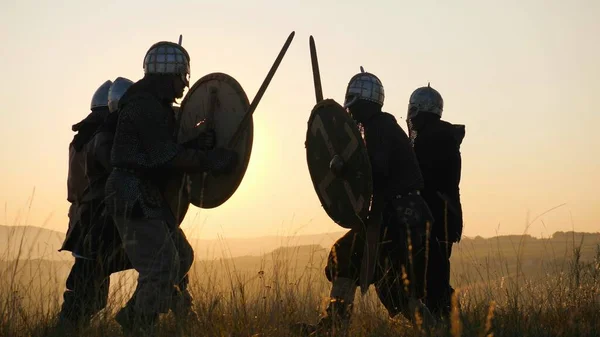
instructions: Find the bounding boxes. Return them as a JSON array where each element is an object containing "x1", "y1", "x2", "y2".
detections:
[
  {"x1": 170, "y1": 228, "x2": 197, "y2": 320},
  {"x1": 375, "y1": 199, "x2": 435, "y2": 327},
  {"x1": 446, "y1": 241, "x2": 455, "y2": 297},
  {"x1": 373, "y1": 226, "x2": 411, "y2": 321},
  {"x1": 424, "y1": 236, "x2": 452, "y2": 319},
  {"x1": 293, "y1": 230, "x2": 362, "y2": 336},
  {"x1": 442, "y1": 241, "x2": 456, "y2": 316},
  {"x1": 59, "y1": 257, "x2": 92, "y2": 326},
  {"x1": 58, "y1": 256, "x2": 110, "y2": 327},
  {"x1": 113, "y1": 216, "x2": 181, "y2": 334},
  {"x1": 101, "y1": 212, "x2": 134, "y2": 275}
]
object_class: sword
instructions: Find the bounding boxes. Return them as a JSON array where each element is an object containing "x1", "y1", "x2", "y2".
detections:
[
  {"x1": 309, "y1": 35, "x2": 323, "y2": 104},
  {"x1": 227, "y1": 31, "x2": 295, "y2": 148},
  {"x1": 359, "y1": 215, "x2": 382, "y2": 295}
]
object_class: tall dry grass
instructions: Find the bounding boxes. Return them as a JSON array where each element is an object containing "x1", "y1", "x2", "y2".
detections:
[{"x1": 1, "y1": 199, "x2": 599, "y2": 336}]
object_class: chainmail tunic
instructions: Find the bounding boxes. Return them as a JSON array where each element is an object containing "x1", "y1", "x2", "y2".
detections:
[{"x1": 106, "y1": 91, "x2": 182, "y2": 220}]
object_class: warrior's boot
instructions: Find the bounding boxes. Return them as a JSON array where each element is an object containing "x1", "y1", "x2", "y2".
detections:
[
  {"x1": 171, "y1": 287, "x2": 199, "y2": 333},
  {"x1": 49, "y1": 289, "x2": 96, "y2": 334},
  {"x1": 431, "y1": 296, "x2": 451, "y2": 323},
  {"x1": 428, "y1": 286, "x2": 458, "y2": 326},
  {"x1": 305, "y1": 298, "x2": 353, "y2": 336},
  {"x1": 405, "y1": 297, "x2": 438, "y2": 329},
  {"x1": 292, "y1": 278, "x2": 356, "y2": 336},
  {"x1": 115, "y1": 297, "x2": 159, "y2": 337},
  {"x1": 46, "y1": 313, "x2": 87, "y2": 337}
]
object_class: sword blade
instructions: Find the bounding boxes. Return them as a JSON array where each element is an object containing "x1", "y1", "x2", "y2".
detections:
[
  {"x1": 228, "y1": 31, "x2": 296, "y2": 148},
  {"x1": 359, "y1": 219, "x2": 381, "y2": 294},
  {"x1": 309, "y1": 35, "x2": 323, "y2": 104}
]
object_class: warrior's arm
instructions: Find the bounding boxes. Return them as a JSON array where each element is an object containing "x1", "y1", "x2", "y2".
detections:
[
  {"x1": 92, "y1": 132, "x2": 114, "y2": 172},
  {"x1": 66, "y1": 144, "x2": 77, "y2": 203},
  {"x1": 367, "y1": 149, "x2": 388, "y2": 227},
  {"x1": 128, "y1": 99, "x2": 215, "y2": 173},
  {"x1": 181, "y1": 130, "x2": 216, "y2": 151},
  {"x1": 165, "y1": 149, "x2": 212, "y2": 172},
  {"x1": 365, "y1": 123, "x2": 391, "y2": 226},
  {"x1": 447, "y1": 126, "x2": 464, "y2": 191}
]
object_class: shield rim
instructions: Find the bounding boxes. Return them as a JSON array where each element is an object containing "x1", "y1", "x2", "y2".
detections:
[
  {"x1": 305, "y1": 98, "x2": 373, "y2": 229},
  {"x1": 178, "y1": 72, "x2": 253, "y2": 209}
]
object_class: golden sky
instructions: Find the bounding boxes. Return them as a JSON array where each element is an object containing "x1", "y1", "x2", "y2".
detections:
[{"x1": 0, "y1": 0, "x2": 598, "y2": 240}]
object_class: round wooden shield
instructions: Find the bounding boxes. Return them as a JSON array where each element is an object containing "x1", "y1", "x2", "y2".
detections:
[
  {"x1": 177, "y1": 72, "x2": 253, "y2": 209},
  {"x1": 305, "y1": 99, "x2": 373, "y2": 228}
]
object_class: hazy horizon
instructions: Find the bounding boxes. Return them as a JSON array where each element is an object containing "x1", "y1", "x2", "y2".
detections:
[
  {"x1": 1, "y1": 0, "x2": 599, "y2": 241},
  {"x1": 3, "y1": 222, "x2": 599, "y2": 242}
]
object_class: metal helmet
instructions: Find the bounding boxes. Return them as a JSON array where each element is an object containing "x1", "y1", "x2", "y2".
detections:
[
  {"x1": 407, "y1": 83, "x2": 444, "y2": 119},
  {"x1": 143, "y1": 35, "x2": 190, "y2": 86},
  {"x1": 90, "y1": 80, "x2": 112, "y2": 110},
  {"x1": 107, "y1": 77, "x2": 134, "y2": 113},
  {"x1": 343, "y1": 66, "x2": 385, "y2": 108}
]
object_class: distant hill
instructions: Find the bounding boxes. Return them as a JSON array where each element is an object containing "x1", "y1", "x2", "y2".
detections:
[
  {"x1": 0, "y1": 225, "x2": 598, "y2": 267},
  {"x1": 0, "y1": 226, "x2": 68, "y2": 261},
  {"x1": 189, "y1": 231, "x2": 345, "y2": 259},
  {"x1": 0, "y1": 225, "x2": 345, "y2": 261}
]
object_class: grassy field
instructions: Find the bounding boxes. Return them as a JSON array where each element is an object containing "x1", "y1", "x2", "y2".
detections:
[{"x1": 0, "y1": 228, "x2": 599, "y2": 337}]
